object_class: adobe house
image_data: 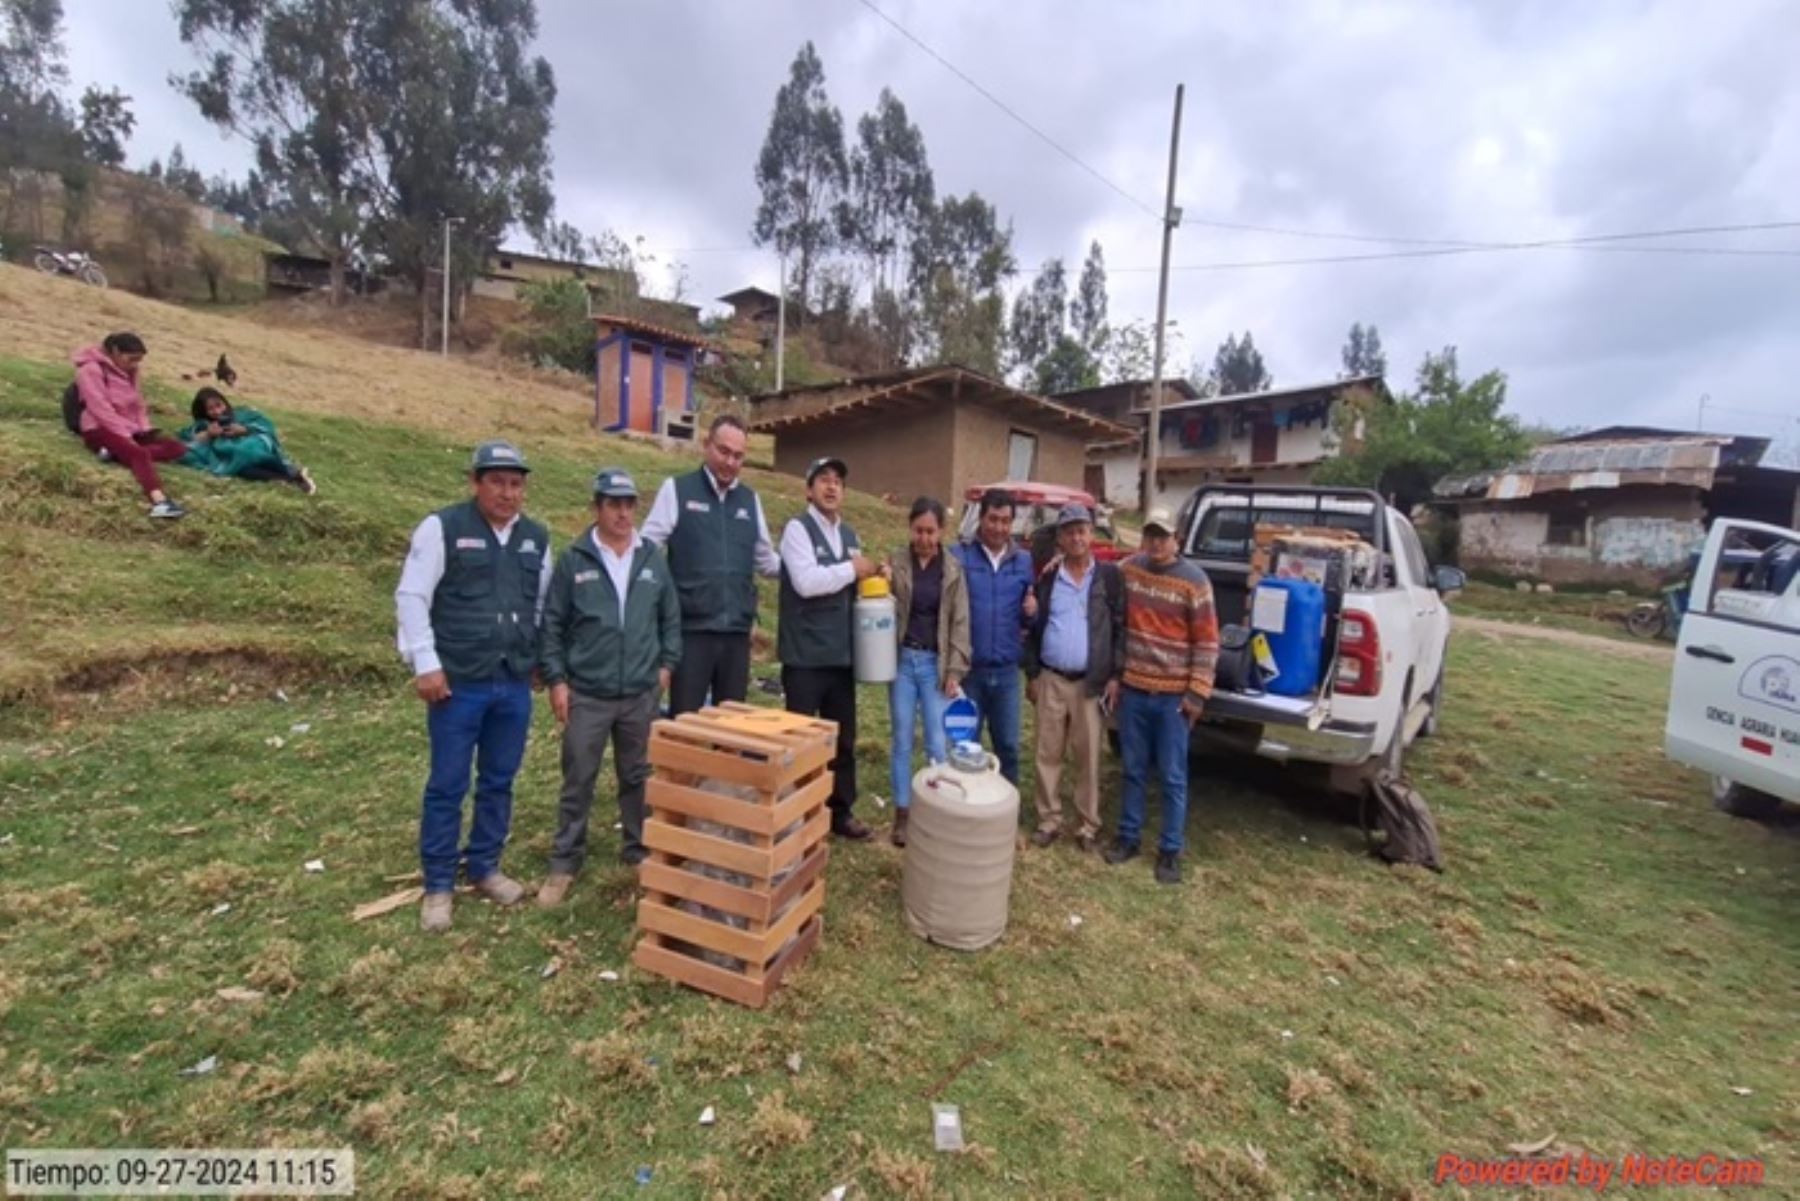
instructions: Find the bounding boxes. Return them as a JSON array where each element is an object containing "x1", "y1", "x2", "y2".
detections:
[
  {"x1": 717, "y1": 286, "x2": 783, "y2": 324},
  {"x1": 479, "y1": 248, "x2": 703, "y2": 328},
  {"x1": 745, "y1": 366, "x2": 1135, "y2": 507},
  {"x1": 1054, "y1": 374, "x2": 1387, "y2": 511},
  {"x1": 1434, "y1": 426, "x2": 1800, "y2": 589},
  {"x1": 593, "y1": 314, "x2": 711, "y2": 437},
  {"x1": 1051, "y1": 377, "x2": 1202, "y2": 506},
  {"x1": 476, "y1": 247, "x2": 635, "y2": 303}
]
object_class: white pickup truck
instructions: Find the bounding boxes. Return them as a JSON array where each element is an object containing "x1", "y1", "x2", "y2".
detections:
[
  {"x1": 1174, "y1": 486, "x2": 1464, "y2": 793},
  {"x1": 1664, "y1": 517, "x2": 1800, "y2": 818}
]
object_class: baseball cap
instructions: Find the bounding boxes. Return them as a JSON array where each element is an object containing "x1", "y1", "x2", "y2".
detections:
[
  {"x1": 805, "y1": 456, "x2": 849, "y2": 485},
  {"x1": 471, "y1": 439, "x2": 529, "y2": 475},
  {"x1": 1143, "y1": 507, "x2": 1177, "y2": 535},
  {"x1": 592, "y1": 466, "x2": 639, "y2": 498},
  {"x1": 1055, "y1": 502, "x2": 1093, "y2": 528}
]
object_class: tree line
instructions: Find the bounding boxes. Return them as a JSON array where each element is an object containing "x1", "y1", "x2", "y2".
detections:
[{"x1": 747, "y1": 43, "x2": 1396, "y2": 400}]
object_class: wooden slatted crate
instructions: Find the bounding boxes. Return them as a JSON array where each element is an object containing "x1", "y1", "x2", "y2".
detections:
[{"x1": 632, "y1": 702, "x2": 835, "y2": 1009}]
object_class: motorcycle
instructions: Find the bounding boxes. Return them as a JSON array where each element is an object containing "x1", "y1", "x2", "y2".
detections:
[
  {"x1": 33, "y1": 246, "x2": 108, "y2": 288},
  {"x1": 1625, "y1": 581, "x2": 1688, "y2": 641}
]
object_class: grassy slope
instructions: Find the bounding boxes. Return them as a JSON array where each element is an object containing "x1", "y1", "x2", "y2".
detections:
[
  {"x1": 0, "y1": 281, "x2": 1796, "y2": 1199},
  {"x1": 0, "y1": 353, "x2": 902, "y2": 709}
]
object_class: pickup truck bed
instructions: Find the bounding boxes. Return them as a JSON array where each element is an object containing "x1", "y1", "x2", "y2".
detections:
[{"x1": 1175, "y1": 485, "x2": 1460, "y2": 790}]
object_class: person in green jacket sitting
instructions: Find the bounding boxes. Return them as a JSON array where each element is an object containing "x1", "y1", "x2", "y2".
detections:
[
  {"x1": 536, "y1": 466, "x2": 682, "y2": 906},
  {"x1": 179, "y1": 387, "x2": 317, "y2": 494}
]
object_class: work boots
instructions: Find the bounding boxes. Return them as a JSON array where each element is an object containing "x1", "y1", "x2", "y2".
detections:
[
  {"x1": 473, "y1": 872, "x2": 525, "y2": 906},
  {"x1": 420, "y1": 892, "x2": 453, "y2": 933},
  {"x1": 537, "y1": 873, "x2": 574, "y2": 908}
]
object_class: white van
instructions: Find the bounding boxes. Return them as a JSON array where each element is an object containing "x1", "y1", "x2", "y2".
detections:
[{"x1": 1663, "y1": 517, "x2": 1800, "y2": 818}]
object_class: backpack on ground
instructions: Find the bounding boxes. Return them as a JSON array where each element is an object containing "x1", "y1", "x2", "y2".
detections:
[
  {"x1": 1362, "y1": 771, "x2": 1444, "y2": 871},
  {"x1": 60, "y1": 380, "x2": 83, "y2": 434},
  {"x1": 1214, "y1": 623, "x2": 1265, "y2": 692}
]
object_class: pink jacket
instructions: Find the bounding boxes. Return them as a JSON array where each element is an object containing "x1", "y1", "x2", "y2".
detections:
[{"x1": 73, "y1": 345, "x2": 150, "y2": 438}]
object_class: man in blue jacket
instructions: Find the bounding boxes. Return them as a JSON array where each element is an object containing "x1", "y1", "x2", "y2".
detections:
[{"x1": 951, "y1": 490, "x2": 1038, "y2": 785}]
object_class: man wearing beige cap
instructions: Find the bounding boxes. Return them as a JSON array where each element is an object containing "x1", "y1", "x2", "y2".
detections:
[
  {"x1": 537, "y1": 467, "x2": 682, "y2": 906},
  {"x1": 1022, "y1": 503, "x2": 1125, "y2": 852}
]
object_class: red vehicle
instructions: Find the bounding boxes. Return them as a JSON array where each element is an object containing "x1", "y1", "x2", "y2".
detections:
[{"x1": 958, "y1": 480, "x2": 1128, "y2": 569}]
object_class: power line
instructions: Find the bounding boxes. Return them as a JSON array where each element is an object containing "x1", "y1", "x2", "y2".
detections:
[
  {"x1": 1702, "y1": 401, "x2": 1800, "y2": 423},
  {"x1": 1101, "y1": 228, "x2": 1800, "y2": 274},
  {"x1": 853, "y1": 0, "x2": 1163, "y2": 221},
  {"x1": 855, "y1": 0, "x2": 1800, "y2": 256}
]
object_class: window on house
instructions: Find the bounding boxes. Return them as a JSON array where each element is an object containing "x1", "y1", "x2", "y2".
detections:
[
  {"x1": 498, "y1": 258, "x2": 513, "y2": 270},
  {"x1": 1546, "y1": 510, "x2": 1587, "y2": 547},
  {"x1": 1007, "y1": 430, "x2": 1038, "y2": 480}
]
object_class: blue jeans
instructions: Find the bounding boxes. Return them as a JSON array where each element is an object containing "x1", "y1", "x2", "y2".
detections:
[
  {"x1": 1118, "y1": 687, "x2": 1192, "y2": 855},
  {"x1": 420, "y1": 677, "x2": 534, "y2": 893},
  {"x1": 890, "y1": 647, "x2": 950, "y2": 808},
  {"x1": 962, "y1": 665, "x2": 1023, "y2": 785}
]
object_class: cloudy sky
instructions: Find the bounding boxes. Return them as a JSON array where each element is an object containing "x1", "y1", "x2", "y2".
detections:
[{"x1": 65, "y1": 0, "x2": 1800, "y2": 455}]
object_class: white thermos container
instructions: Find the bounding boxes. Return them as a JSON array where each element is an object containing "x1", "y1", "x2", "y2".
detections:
[{"x1": 853, "y1": 577, "x2": 897, "y2": 684}]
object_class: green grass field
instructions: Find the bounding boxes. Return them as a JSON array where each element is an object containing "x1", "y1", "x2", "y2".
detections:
[
  {"x1": 1447, "y1": 581, "x2": 1656, "y2": 644},
  {"x1": 1, "y1": 351, "x2": 1796, "y2": 1199}
]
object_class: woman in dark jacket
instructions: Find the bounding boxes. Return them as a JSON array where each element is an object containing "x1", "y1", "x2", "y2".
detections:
[{"x1": 886, "y1": 496, "x2": 972, "y2": 846}]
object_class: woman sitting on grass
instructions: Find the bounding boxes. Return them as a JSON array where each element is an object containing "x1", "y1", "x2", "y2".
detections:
[
  {"x1": 179, "y1": 388, "x2": 316, "y2": 494},
  {"x1": 72, "y1": 332, "x2": 190, "y2": 520}
]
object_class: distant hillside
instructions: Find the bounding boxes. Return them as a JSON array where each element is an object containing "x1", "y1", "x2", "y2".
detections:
[{"x1": 2, "y1": 165, "x2": 280, "y2": 303}]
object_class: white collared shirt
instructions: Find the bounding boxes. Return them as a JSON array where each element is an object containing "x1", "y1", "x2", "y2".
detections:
[
  {"x1": 592, "y1": 528, "x2": 643, "y2": 623},
  {"x1": 640, "y1": 466, "x2": 781, "y2": 577},
  {"x1": 394, "y1": 512, "x2": 553, "y2": 676},
  {"x1": 778, "y1": 504, "x2": 857, "y2": 598}
]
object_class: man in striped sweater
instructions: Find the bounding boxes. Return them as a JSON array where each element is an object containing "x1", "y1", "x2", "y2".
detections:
[{"x1": 1104, "y1": 507, "x2": 1220, "y2": 884}]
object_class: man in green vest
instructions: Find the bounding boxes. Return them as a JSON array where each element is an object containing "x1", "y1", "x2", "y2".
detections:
[
  {"x1": 537, "y1": 467, "x2": 682, "y2": 906},
  {"x1": 395, "y1": 440, "x2": 552, "y2": 932},
  {"x1": 641, "y1": 415, "x2": 780, "y2": 715},
  {"x1": 778, "y1": 456, "x2": 883, "y2": 840}
]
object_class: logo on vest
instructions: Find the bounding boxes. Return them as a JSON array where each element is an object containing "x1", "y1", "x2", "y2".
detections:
[
  {"x1": 638, "y1": 568, "x2": 656, "y2": 581},
  {"x1": 455, "y1": 537, "x2": 485, "y2": 550},
  {"x1": 685, "y1": 500, "x2": 711, "y2": 513},
  {"x1": 519, "y1": 538, "x2": 538, "y2": 555},
  {"x1": 574, "y1": 569, "x2": 600, "y2": 584},
  {"x1": 734, "y1": 507, "x2": 751, "y2": 520}
]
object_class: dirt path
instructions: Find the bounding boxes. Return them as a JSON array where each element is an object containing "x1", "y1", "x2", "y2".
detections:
[{"x1": 1455, "y1": 615, "x2": 1674, "y2": 663}]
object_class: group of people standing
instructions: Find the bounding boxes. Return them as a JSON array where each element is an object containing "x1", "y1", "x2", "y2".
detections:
[
  {"x1": 395, "y1": 417, "x2": 1221, "y2": 932},
  {"x1": 67, "y1": 333, "x2": 315, "y2": 519}
]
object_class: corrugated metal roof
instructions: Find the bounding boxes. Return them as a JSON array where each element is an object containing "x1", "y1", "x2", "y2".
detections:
[
  {"x1": 1129, "y1": 373, "x2": 1386, "y2": 415},
  {"x1": 1433, "y1": 432, "x2": 1770, "y2": 500}
]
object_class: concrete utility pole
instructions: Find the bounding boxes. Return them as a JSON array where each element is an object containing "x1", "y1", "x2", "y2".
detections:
[
  {"x1": 1695, "y1": 393, "x2": 1710, "y2": 432},
  {"x1": 774, "y1": 247, "x2": 788, "y2": 392},
  {"x1": 440, "y1": 216, "x2": 463, "y2": 357},
  {"x1": 1145, "y1": 83, "x2": 1185, "y2": 513}
]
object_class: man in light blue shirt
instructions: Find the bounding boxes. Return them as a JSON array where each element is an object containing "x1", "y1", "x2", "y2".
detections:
[{"x1": 1022, "y1": 505, "x2": 1125, "y2": 852}]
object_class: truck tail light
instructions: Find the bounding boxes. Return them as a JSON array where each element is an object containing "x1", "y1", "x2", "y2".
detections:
[{"x1": 1336, "y1": 609, "x2": 1383, "y2": 696}]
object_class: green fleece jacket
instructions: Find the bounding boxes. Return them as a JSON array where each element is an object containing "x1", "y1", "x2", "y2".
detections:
[{"x1": 539, "y1": 529, "x2": 682, "y2": 699}]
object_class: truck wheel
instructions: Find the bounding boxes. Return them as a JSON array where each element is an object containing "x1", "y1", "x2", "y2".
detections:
[
  {"x1": 1418, "y1": 671, "x2": 1444, "y2": 740},
  {"x1": 1712, "y1": 777, "x2": 1783, "y2": 820}
]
